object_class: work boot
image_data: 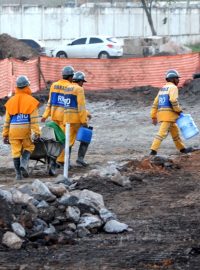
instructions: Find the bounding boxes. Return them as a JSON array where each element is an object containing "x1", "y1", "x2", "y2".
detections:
[
  {"x1": 57, "y1": 147, "x2": 72, "y2": 170},
  {"x1": 76, "y1": 142, "x2": 89, "y2": 167},
  {"x1": 13, "y1": 158, "x2": 23, "y2": 180},
  {"x1": 150, "y1": 150, "x2": 157, "y2": 156},
  {"x1": 48, "y1": 158, "x2": 57, "y2": 176},
  {"x1": 180, "y1": 147, "x2": 194, "y2": 154},
  {"x1": 20, "y1": 150, "x2": 31, "y2": 178}
]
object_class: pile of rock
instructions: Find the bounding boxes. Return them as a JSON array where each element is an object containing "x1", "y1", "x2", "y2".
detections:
[
  {"x1": 0, "y1": 179, "x2": 128, "y2": 249},
  {"x1": 0, "y1": 33, "x2": 39, "y2": 60}
]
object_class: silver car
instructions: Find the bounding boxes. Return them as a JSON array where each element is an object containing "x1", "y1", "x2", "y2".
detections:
[{"x1": 51, "y1": 36, "x2": 123, "y2": 59}]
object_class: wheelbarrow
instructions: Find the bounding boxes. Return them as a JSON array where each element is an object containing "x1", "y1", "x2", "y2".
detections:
[{"x1": 30, "y1": 138, "x2": 64, "y2": 176}]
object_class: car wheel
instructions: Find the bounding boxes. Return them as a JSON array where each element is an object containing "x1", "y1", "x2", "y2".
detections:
[
  {"x1": 98, "y1": 52, "x2": 110, "y2": 59},
  {"x1": 56, "y1": 51, "x2": 68, "y2": 58}
]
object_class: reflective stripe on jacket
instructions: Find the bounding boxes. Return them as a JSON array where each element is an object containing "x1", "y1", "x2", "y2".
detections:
[
  {"x1": 151, "y1": 82, "x2": 182, "y2": 122},
  {"x1": 2, "y1": 109, "x2": 40, "y2": 139},
  {"x1": 63, "y1": 82, "x2": 88, "y2": 124},
  {"x1": 42, "y1": 79, "x2": 71, "y2": 122}
]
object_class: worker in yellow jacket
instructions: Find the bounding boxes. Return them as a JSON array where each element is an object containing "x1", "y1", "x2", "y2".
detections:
[
  {"x1": 41, "y1": 66, "x2": 74, "y2": 165},
  {"x1": 150, "y1": 69, "x2": 192, "y2": 155},
  {"x1": 63, "y1": 71, "x2": 90, "y2": 167},
  {"x1": 2, "y1": 76, "x2": 40, "y2": 180}
]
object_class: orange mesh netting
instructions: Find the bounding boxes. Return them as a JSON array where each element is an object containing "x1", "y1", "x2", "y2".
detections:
[{"x1": 0, "y1": 53, "x2": 199, "y2": 97}]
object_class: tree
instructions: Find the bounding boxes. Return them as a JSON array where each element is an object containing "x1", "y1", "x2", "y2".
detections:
[{"x1": 140, "y1": 0, "x2": 175, "y2": 36}]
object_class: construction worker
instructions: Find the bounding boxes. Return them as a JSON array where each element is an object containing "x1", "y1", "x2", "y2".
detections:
[
  {"x1": 150, "y1": 69, "x2": 192, "y2": 155},
  {"x1": 63, "y1": 71, "x2": 91, "y2": 167},
  {"x1": 41, "y1": 66, "x2": 75, "y2": 166},
  {"x1": 2, "y1": 75, "x2": 40, "y2": 180}
]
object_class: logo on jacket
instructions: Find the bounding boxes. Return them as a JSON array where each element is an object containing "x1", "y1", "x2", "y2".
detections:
[
  {"x1": 57, "y1": 95, "x2": 65, "y2": 105},
  {"x1": 11, "y1": 113, "x2": 30, "y2": 124}
]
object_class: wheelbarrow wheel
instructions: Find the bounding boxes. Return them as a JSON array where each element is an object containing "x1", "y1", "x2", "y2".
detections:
[{"x1": 48, "y1": 158, "x2": 57, "y2": 176}]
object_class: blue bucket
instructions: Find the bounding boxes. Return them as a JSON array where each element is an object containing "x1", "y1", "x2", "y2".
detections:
[
  {"x1": 76, "y1": 126, "x2": 93, "y2": 143},
  {"x1": 176, "y1": 113, "x2": 199, "y2": 140}
]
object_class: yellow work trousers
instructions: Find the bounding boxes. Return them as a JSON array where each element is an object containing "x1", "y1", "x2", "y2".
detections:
[
  {"x1": 70, "y1": 123, "x2": 81, "y2": 147},
  {"x1": 151, "y1": 122, "x2": 185, "y2": 152},
  {"x1": 54, "y1": 120, "x2": 65, "y2": 163},
  {"x1": 9, "y1": 138, "x2": 35, "y2": 158}
]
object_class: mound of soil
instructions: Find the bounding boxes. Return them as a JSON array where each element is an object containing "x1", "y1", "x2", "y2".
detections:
[
  {"x1": 0, "y1": 33, "x2": 39, "y2": 60},
  {"x1": 0, "y1": 77, "x2": 200, "y2": 117}
]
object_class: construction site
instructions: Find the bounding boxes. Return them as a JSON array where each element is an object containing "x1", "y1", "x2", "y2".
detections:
[
  {"x1": 0, "y1": 73, "x2": 200, "y2": 269},
  {"x1": 1, "y1": 0, "x2": 200, "y2": 269}
]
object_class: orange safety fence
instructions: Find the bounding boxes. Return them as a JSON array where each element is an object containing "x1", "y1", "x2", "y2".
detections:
[
  {"x1": 0, "y1": 59, "x2": 12, "y2": 97},
  {"x1": 0, "y1": 53, "x2": 199, "y2": 98}
]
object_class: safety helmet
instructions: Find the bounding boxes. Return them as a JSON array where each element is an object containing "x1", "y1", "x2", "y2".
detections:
[
  {"x1": 62, "y1": 66, "x2": 75, "y2": 76},
  {"x1": 73, "y1": 71, "x2": 87, "y2": 82},
  {"x1": 165, "y1": 69, "x2": 181, "y2": 79},
  {"x1": 16, "y1": 75, "x2": 30, "y2": 88}
]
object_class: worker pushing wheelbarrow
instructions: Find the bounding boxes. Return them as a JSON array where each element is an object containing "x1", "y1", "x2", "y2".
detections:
[{"x1": 30, "y1": 121, "x2": 65, "y2": 176}]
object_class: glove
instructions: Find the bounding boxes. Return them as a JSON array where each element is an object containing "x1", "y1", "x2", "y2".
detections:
[
  {"x1": 152, "y1": 118, "x2": 157, "y2": 126},
  {"x1": 87, "y1": 114, "x2": 92, "y2": 120},
  {"x1": 3, "y1": 137, "x2": 9, "y2": 144},
  {"x1": 41, "y1": 117, "x2": 46, "y2": 123},
  {"x1": 33, "y1": 134, "x2": 40, "y2": 141}
]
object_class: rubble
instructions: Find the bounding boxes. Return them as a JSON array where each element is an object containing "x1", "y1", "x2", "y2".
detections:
[
  {"x1": 0, "y1": 179, "x2": 128, "y2": 249},
  {"x1": 123, "y1": 36, "x2": 192, "y2": 57},
  {"x1": 0, "y1": 33, "x2": 39, "y2": 60}
]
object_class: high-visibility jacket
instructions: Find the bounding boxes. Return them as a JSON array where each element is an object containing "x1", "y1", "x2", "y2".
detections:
[
  {"x1": 2, "y1": 109, "x2": 40, "y2": 139},
  {"x1": 42, "y1": 79, "x2": 71, "y2": 122},
  {"x1": 151, "y1": 82, "x2": 182, "y2": 122},
  {"x1": 63, "y1": 82, "x2": 88, "y2": 124}
]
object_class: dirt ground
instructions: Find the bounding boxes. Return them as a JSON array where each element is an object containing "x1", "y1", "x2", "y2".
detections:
[{"x1": 1, "y1": 82, "x2": 200, "y2": 269}]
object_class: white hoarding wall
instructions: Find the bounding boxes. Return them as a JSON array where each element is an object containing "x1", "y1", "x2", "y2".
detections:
[{"x1": 0, "y1": 5, "x2": 199, "y2": 48}]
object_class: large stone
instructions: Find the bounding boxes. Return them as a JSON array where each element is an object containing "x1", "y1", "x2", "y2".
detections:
[
  {"x1": 2, "y1": 231, "x2": 23, "y2": 249},
  {"x1": 11, "y1": 222, "x2": 26, "y2": 238},
  {"x1": 103, "y1": 220, "x2": 128, "y2": 233},
  {"x1": 11, "y1": 188, "x2": 33, "y2": 205},
  {"x1": 37, "y1": 206, "x2": 56, "y2": 223},
  {"x1": 77, "y1": 227, "x2": 90, "y2": 238},
  {"x1": 99, "y1": 208, "x2": 116, "y2": 223},
  {"x1": 37, "y1": 200, "x2": 49, "y2": 208},
  {"x1": 31, "y1": 218, "x2": 48, "y2": 233},
  {"x1": 110, "y1": 171, "x2": 131, "y2": 187},
  {"x1": 0, "y1": 189, "x2": 13, "y2": 203},
  {"x1": 44, "y1": 224, "x2": 56, "y2": 235},
  {"x1": 78, "y1": 189, "x2": 105, "y2": 214},
  {"x1": 78, "y1": 214, "x2": 103, "y2": 230},
  {"x1": 66, "y1": 206, "x2": 80, "y2": 223},
  {"x1": 46, "y1": 183, "x2": 67, "y2": 197},
  {"x1": 31, "y1": 179, "x2": 56, "y2": 202},
  {"x1": 58, "y1": 193, "x2": 79, "y2": 206}
]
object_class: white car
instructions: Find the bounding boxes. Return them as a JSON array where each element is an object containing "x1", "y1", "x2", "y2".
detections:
[{"x1": 51, "y1": 36, "x2": 123, "y2": 59}]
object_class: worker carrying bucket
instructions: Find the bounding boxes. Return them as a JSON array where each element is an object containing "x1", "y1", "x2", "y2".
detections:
[
  {"x1": 63, "y1": 71, "x2": 92, "y2": 168},
  {"x1": 176, "y1": 113, "x2": 199, "y2": 140},
  {"x1": 149, "y1": 69, "x2": 194, "y2": 156}
]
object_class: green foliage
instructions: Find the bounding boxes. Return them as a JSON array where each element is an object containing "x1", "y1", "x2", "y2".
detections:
[{"x1": 187, "y1": 43, "x2": 200, "y2": 52}]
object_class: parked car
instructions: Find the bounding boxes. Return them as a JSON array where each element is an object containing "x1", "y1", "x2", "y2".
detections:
[
  {"x1": 19, "y1": 39, "x2": 46, "y2": 56},
  {"x1": 51, "y1": 36, "x2": 123, "y2": 59}
]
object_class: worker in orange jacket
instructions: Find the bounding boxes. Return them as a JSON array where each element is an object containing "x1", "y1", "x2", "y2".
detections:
[
  {"x1": 63, "y1": 71, "x2": 91, "y2": 167},
  {"x1": 2, "y1": 76, "x2": 41, "y2": 180},
  {"x1": 41, "y1": 66, "x2": 75, "y2": 166},
  {"x1": 150, "y1": 69, "x2": 192, "y2": 155}
]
